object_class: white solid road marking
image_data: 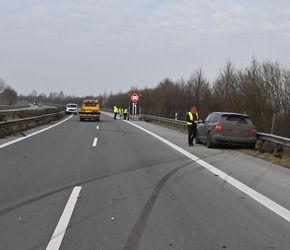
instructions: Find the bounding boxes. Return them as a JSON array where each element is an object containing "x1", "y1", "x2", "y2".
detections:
[
  {"x1": 96, "y1": 125, "x2": 99, "y2": 129},
  {"x1": 92, "y1": 138, "x2": 98, "y2": 146},
  {"x1": 126, "y1": 120, "x2": 290, "y2": 223},
  {"x1": 46, "y1": 186, "x2": 82, "y2": 250}
]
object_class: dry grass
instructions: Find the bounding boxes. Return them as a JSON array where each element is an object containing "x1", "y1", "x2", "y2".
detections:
[{"x1": 239, "y1": 141, "x2": 290, "y2": 169}]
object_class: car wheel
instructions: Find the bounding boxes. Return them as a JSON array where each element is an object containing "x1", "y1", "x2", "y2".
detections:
[
  {"x1": 195, "y1": 134, "x2": 202, "y2": 144},
  {"x1": 206, "y1": 132, "x2": 214, "y2": 148}
]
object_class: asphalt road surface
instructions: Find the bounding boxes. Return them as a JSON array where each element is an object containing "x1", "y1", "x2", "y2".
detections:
[{"x1": 0, "y1": 112, "x2": 290, "y2": 250}]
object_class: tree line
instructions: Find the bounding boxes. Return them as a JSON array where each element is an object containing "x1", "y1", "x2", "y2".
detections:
[
  {"x1": 105, "y1": 57, "x2": 290, "y2": 137},
  {"x1": 0, "y1": 79, "x2": 17, "y2": 105},
  {"x1": 1, "y1": 57, "x2": 289, "y2": 137}
]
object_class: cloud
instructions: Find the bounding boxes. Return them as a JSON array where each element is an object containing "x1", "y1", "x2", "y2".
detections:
[{"x1": 1, "y1": 0, "x2": 290, "y2": 96}]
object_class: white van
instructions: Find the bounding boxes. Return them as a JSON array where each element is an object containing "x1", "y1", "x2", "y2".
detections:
[{"x1": 66, "y1": 103, "x2": 78, "y2": 114}]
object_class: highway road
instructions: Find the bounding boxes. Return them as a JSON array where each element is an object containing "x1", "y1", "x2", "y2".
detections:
[
  {"x1": 0, "y1": 112, "x2": 290, "y2": 250},
  {"x1": 0, "y1": 103, "x2": 50, "y2": 112}
]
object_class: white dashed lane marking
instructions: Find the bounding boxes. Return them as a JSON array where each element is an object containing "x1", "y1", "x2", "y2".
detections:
[
  {"x1": 46, "y1": 186, "x2": 82, "y2": 250},
  {"x1": 92, "y1": 138, "x2": 98, "y2": 147}
]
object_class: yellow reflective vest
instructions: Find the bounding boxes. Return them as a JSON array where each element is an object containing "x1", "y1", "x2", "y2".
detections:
[
  {"x1": 187, "y1": 112, "x2": 198, "y2": 125},
  {"x1": 187, "y1": 112, "x2": 193, "y2": 125}
]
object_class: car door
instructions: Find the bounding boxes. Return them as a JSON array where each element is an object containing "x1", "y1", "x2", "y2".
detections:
[
  {"x1": 198, "y1": 113, "x2": 212, "y2": 140},
  {"x1": 208, "y1": 113, "x2": 220, "y2": 133}
]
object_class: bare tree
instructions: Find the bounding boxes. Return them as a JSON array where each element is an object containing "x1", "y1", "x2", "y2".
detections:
[
  {"x1": 154, "y1": 78, "x2": 182, "y2": 118},
  {"x1": 238, "y1": 57, "x2": 274, "y2": 132},
  {"x1": 283, "y1": 69, "x2": 290, "y2": 114},
  {"x1": 0, "y1": 79, "x2": 7, "y2": 104},
  {"x1": 1, "y1": 86, "x2": 17, "y2": 105},
  {"x1": 29, "y1": 90, "x2": 38, "y2": 97},
  {"x1": 261, "y1": 60, "x2": 290, "y2": 113},
  {"x1": 0, "y1": 78, "x2": 6, "y2": 93},
  {"x1": 139, "y1": 87, "x2": 156, "y2": 115},
  {"x1": 259, "y1": 60, "x2": 290, "y2": 135},
  {"x1": 184, "y1": 68, "x2": 210, "y2": 109},
  {"x1": 212, "y1": 59, "x2": 240, "y2": 111},
  {"x1": 182, "y1": 68, "x2": 212, "y2": 119}
]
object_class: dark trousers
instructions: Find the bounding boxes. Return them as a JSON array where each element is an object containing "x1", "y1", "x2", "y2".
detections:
[
  {"x1": 114, "y1": 112, "x2": 117, "y2": 119},
  {"x1": 188, "y1": 125, "x2": 197, "y2": 145}
]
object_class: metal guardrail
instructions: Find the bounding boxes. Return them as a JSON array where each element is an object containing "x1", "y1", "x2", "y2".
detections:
[
  {"x1": 0, "y1": 104, "x2": 30, "y2": 111},
  {"x1": 257, "y1": 133, "x2": 290, "y2": 156},
  {"x1": 257, "y1": 133, "x2": 290, "y2": 147},
  {"x1": 0, "y1": 111, "x2": 66, "y2": 138},
  {"x1": 0, "y1": 111, "x2": 66, "y2": 128},
  {"x1": 142, "y1": 114, "x2": 188, "y2": 132}
]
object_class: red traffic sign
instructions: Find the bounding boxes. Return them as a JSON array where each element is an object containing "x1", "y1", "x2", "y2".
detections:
[{"x1": 130, "y1": 93, "x2": 140, "y2": 103}]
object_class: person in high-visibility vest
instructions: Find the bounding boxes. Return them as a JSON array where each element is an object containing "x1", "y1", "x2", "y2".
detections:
[
  {"x1": 119, "y1": 108, "x2": 123, "y2": 118},
  {"x1": 123, "y1": 107, "x2": 128, "y2": 120},
  {"x1": 114, "y1": 106, "x2": 118, "y2": 119},
  {"x1": 186, "y1": 106, "x2": 198, "y2": 146}
]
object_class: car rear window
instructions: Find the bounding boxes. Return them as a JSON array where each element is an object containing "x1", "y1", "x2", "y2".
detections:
[
  {"x1": 209, "y1": 113, "x2": 219, "y2": 123},
  {"x1": 84, "y1": 101, "x2": 96, "y2": 107},
  {"x1": 224, "y1": 115, "x2": 249, "y2": 124}
]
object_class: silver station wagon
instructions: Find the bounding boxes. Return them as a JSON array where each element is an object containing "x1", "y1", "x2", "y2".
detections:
[{"x1": 196, "y1": 112, "x2": 257, "y2": 149}]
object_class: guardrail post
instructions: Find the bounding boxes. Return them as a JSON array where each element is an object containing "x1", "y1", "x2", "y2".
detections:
[
  {"x1": 258, "y1": 141, "x2": 264, "y2": 152},
  {"x1": 271, "y1": 113, "x2": 276, "y2": 134}
]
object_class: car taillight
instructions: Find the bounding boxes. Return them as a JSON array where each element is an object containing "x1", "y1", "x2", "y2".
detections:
[
  {"x1": 251, "y1": 128, "x2": 257, "y2": 134},
  {"x1": 214, "y1": 124, "x2": 223, "y2": 132}
]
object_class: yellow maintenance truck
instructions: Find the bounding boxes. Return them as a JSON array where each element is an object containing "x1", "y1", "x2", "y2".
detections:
[{"x1": 79, "y1": 99, "x2": 101, "y2": 122}]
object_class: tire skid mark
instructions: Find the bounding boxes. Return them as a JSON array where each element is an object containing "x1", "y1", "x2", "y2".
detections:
[
  {"x1": 0, "y1": 159, "x2": 191, "y2": 217},
  {"x1": 123, "y1": 162, "x2": 204, "y2": 250}
]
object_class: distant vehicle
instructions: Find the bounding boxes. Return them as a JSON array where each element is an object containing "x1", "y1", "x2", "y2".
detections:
[
  {"x1": 66, "y1": 103, "x2": 78, "y2": 114},
  {"x1": 33, "y1": 100, "x2": 38, "y2": 106},
  {"x1": 79, "y1": 99, "x2": 101, "y2": 121},
  {"x1": 37, "y1": 101, "x2": 43, "y2": 107},
  {"x1": 196, "y1": 112, "x2": 257, "y2": 149}
]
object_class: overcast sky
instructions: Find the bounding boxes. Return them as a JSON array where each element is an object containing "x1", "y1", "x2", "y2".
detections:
[{"x1": 1, "y1": 0, "x2": 290, "y2": 97}]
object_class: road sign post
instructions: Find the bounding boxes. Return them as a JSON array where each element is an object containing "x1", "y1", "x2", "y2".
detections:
[{"x1": 128, "y1": 93, "x2": 142, "y2": 120}]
